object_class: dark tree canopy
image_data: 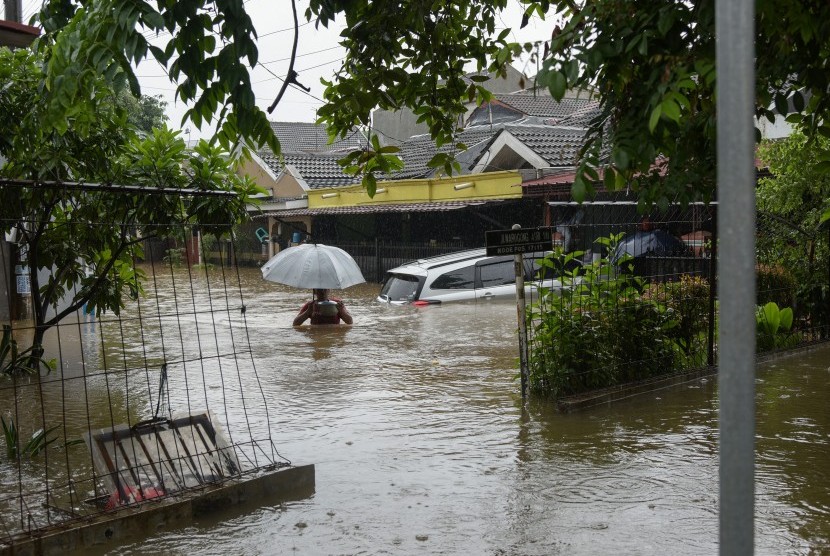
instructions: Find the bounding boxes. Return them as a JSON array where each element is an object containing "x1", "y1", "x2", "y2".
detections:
[
  {"x1": 36, "y1": 0, "x2": 830, "y2": 207},
  {"x1": 117, "y1": 90, "x2": 168, "y2": 134}
]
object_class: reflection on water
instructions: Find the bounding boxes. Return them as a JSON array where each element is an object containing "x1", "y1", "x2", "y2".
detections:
[{"x1": 4, "y1": 266, "x2": 829, "y2": 554}]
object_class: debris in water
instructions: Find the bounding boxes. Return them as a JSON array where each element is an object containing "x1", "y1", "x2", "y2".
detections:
[{"x1": 416, "y1": 534, "x2": 429, "y2": 542}]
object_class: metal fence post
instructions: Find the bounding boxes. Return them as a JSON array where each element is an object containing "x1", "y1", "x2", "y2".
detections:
[
  {"x1": 716, "y1": 0, "x2": 756, "y2": 554},
  {"x1": 375, "y1": 237, "x2": 382, "y2": 283},
  {"x1": 708, "y1": 218, "x2": 718, "y2": 367},
  {"x1": 512, "y1": 224, "x2": 529, "y2": 400}
]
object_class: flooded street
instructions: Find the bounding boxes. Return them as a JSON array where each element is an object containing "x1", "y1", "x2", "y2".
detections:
[{"x1": 11, "y1": 266, "x2": 828, "y2": 555}]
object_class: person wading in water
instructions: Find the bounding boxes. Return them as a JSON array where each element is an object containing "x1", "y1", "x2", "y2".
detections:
[{"x1": 293, "y1": 289, "x2": 353, "y2": 325}]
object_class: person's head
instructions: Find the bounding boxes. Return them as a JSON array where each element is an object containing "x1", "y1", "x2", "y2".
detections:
[{"x1": 313, "y1": 289, "x2": 330, "y2": 300}]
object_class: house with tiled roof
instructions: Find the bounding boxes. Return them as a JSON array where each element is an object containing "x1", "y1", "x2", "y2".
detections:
[
  {"x1": 467, "y1": 93, "x2": 599, "y2": 127},
  {"x1": 242, "y1": 92, "x2": 609, "y2": 269},
  {"x1": 371, "y1": 66, "x2": 528, "y2": 144}
]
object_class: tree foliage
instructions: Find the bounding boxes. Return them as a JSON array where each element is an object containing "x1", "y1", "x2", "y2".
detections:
[
  {"x1": 0, "y1": 47, "x2": 262, "y2": 356},
  {"x1": 117, "y1": 90, "x2": 168, "y2": 134},
  {"x1": 36, "y1": 0, "x2": 830, "y2": 207},
  {"x1": 756, "y1": 132, "x2": 829, "y2": 327}
]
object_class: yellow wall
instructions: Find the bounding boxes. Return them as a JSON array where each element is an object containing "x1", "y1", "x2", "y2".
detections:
[{"x1": 308, "y1": 171, "x2": 522, "y2": 208}]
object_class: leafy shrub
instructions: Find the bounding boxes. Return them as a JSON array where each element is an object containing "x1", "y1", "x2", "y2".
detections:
[
  {"x1": 756, "y1": 264, "x2": 797, "y2": 310},
  {"x1": 756, "y1": 301, "x2": 800, "y2": 352},
  {"x1": 162, "y1": 246, "x2": 186, "y2": 266},
  {"x1": 1, "y1": 415, "x2": 59, "y2": 461},
  {"x1": 527, "y1": 235, "x2": 684, "y2": 398},
  {"x1": 644, "y1": 275, "x2": 712, "y2": 366}
]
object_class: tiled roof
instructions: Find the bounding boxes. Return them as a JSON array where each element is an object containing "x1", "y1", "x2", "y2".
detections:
[
  {"x1": 396, "y1": 122, "x2": 589, "y2": 178},
  {"x1": 259, "y1": 151, "x2": 362, "y2": 189},
  {"x1": 493, "y1": 94, "x2": 598, "y2": 120},
  {"x1": 505, "y1": 125, "x2": 587, "y2": 166},
  {"x1": 269, "y1": 122, "x2": 367, "y2": 153},
  {"x1": 544, "y1": 102, "x2": 603, "y2": 128},
  {"x1": 395, "y1": 126, "x2": 503, "y2": 179},
  {"x1": 257, "y1": 118, "x2": 594, "y2": 187}
]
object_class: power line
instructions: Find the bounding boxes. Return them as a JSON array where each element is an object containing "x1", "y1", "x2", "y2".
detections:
[
  {"x1": 259, "y1": 19, "x2": 312, "y2": 38},
  {"x1": 252, "y1": 57, "x2": 341, "y2": 85},
  {"x1": 260, "y1": 45, "x2": 342, "y2": 65}
]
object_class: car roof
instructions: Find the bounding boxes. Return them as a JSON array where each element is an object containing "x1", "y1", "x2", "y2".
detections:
[
  {"x1": 385, "y1": 248, "x2": 557, "y2": 277},
  {"x1": 399, "y1": 248, "x2": 488, "y2": 270}
]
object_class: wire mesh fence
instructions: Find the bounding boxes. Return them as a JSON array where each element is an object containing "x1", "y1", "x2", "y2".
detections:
[
  {"x1": 0, "y1": 184, "x2": 287, "y2": 547},
  {"x1": 524, "y1": 203, "x2": 829, "y2": 399}
]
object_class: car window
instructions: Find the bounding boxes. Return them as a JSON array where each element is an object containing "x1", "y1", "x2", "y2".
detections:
[
  {"x1": 430, "y1": 266, "x2": 475, "y2": 290},
  {"x1": 379, "y1": 273, "x2": 422, "y2": 302},
  {"x1": 478, "y1": 260, "x2": 516, "y2": 288}
]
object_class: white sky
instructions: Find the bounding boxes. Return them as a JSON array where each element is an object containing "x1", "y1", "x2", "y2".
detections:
[{"x1": 18, "y1": 0, "x2": 557, "y2": 141}]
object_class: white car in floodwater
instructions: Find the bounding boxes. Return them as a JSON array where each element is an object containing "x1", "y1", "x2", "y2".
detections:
[{"x1": 376, "y1": 248, "x2": 577, "y2": 305}]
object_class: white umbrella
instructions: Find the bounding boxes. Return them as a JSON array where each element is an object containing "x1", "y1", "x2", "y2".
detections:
[{"x1": 261, "y1": 243, "x2": 366, "y2": 290}]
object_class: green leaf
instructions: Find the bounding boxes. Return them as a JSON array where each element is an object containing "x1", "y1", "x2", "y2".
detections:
[
  {"x1": 648, "y1": 104, "x2": 662, "y2": 132},
  {"x1": 774, "y1": 93, "x2": 788, "y2": 116},
  {"x1": 612, "y1": 148, "x2": 630, "y2": 170},
  {"x1": 547, "y1": 70, "x2": 566, "y2": 100},
  {"x1": 364, "y1": 173, "x2": 377, "y2": 197},
  {"x1": 660, "y1": 98, "x2": 681, "y2": 121},
  {"x1": 779, "y1": 307, "x2": 793, "y2": 331},
  {"x1": 572, "y1": 174, "x2": 586, "y2": 202}
]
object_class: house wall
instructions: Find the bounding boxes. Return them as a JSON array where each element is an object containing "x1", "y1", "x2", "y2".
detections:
[
  {"x1": 308, "y1": 171, "x2": 523, "y2": 208},
  {"x1": 238, "y1": 156, "x2": 308, "y2": 199}
]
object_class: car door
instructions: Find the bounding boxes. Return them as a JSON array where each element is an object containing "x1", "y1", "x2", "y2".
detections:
[{"x1": 475, "y1": 257, "x2": 518, "y2": 301}]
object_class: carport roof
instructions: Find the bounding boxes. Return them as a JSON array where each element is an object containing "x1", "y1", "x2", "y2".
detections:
[{"x1": 261, "y1": 199, "x2": 504, "y2": 217}]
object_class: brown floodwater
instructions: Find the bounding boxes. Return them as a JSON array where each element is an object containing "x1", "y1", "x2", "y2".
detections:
[{"x1": 4, "y1": 266, "x2": 830, "y2": 554}]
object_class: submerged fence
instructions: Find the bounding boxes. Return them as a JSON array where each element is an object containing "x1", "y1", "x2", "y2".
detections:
[
  {"x1": 0, "y1": 183, "x2": 287, "y2": 548},
  {"x1": 523, "y1": 204, "x2": 830, "y2": 400}
]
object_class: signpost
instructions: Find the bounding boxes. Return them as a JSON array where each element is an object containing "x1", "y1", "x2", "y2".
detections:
[
  {"x1": 485, "y1": 227, "x2": 552, "y2": 256},
  {"x1": 485, "y1": 226, "x2": 553, "y2": 401}
]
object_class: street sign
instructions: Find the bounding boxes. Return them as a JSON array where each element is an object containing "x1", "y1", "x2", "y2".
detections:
[{"x1": 485, "y1": 227, "x2": 552, "y2": 256}]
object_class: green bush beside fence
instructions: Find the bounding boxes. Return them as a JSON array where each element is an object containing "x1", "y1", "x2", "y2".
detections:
[{"x1": 527, "y1": 236, "x2": 713, "y2": 398}]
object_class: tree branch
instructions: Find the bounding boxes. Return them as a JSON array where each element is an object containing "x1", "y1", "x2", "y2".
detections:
[{"x1": 42, "y1": 233, "x2": 148, "y2": 329}]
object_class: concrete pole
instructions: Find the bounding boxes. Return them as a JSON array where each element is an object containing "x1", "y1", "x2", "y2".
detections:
[{"x1": 716, "y1": 1, "x2": 756, "y2": 554}]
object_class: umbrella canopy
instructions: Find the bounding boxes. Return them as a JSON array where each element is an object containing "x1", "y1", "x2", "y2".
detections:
[
  {"x1": 611, "y1": 230, "x2": 690, "y2": 263},
  {"x1": 261, "y1": 243, "x2": 366, "y2": 290}
]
